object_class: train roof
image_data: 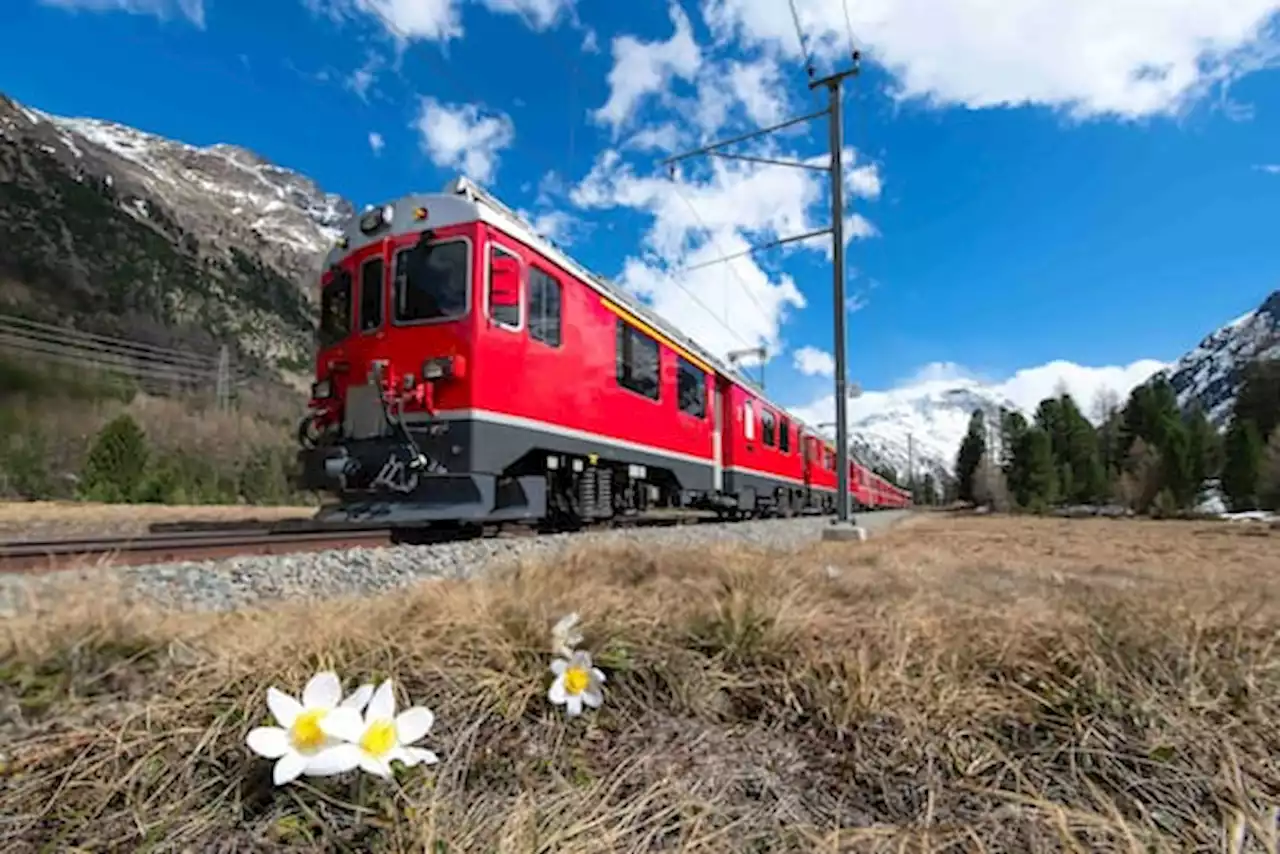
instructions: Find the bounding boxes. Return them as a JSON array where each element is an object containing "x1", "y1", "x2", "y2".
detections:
[{"x1": 325, "y1": 176, "x2": 849, "y2": 445}]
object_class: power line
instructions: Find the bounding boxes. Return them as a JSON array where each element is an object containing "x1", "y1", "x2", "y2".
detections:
[
  {"x1": 787, "y1": 0, "x2": 818, "y2": 80},
  {"x1": 842, "y1": 0, "x2": 858, "y2": 58}
]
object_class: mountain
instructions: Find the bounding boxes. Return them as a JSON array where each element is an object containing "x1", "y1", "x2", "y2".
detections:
[
  {"x1": 842, "y1": 289, "x2": 1279, "y2": 481},
  {"x1": 844, "y1": 382, "x2": 1018, "y2": 485},
  {"x1": 0, "y1": 92, "x2": 353, "y2": 373},
  {"x1": 1161, "y1": 289, "x2": 1280, "y2": 424}
]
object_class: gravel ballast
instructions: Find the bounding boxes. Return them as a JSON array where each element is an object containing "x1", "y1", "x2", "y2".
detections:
[{"x1": 0, "y1": 512, "x2": 909, "y2": 617}]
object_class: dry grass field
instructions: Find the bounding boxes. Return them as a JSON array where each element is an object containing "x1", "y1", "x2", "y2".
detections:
[
  {"x1": 0, "y1": 501, "x2": 318, "y2": 540},
  {"x1": 2, "y1": 513, "x2": 1280, "y2": 852}
]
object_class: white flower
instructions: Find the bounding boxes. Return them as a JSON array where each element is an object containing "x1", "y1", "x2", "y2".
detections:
[
  {"x1": 548, "y1": 649, "x2": 606, "y2": 716},
  {"x1": 319, "y1": 680, "x2": 439, "y2": 778},
  {"x1": 245, "y1": 671, "x2": 375, "y2": 785},
  {"x1": 551, "y1": 612, "x2": 583, "y2": 658}
]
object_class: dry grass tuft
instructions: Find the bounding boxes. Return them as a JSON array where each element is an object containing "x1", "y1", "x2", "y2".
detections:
[{"x1": 3, "y1": 515, "x2": 1280, "y2": 852}]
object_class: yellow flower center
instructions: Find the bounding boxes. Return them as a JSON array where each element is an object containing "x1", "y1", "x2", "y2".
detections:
[
  {"x1": 563, "y1": 666, "x2": 590, "y2": 696},
  {"x1": 360, "y1": 720, "x2": 397, "y2": 757},
  {"x1": 290, "y1": 709, "x2": 328, "y2": 751}
]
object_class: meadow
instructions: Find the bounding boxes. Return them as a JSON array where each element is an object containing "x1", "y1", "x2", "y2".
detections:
[{"x1": 2, "y1": 512, "x2": 1279, "y2": 852}]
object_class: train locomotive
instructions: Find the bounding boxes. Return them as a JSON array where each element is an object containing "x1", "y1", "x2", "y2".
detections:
[{"x1": 295, "y1": 177, "x2": 911, "y2": 532}]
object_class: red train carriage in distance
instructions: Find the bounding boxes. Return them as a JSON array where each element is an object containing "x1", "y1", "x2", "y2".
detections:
[{"x1": 295, "y1": 176, "x2": 911, "y2": 530}]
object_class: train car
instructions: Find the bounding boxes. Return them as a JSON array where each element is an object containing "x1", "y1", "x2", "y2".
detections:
[{"x1": 295, "y1": 176, "x2": 909, "y2": 529}]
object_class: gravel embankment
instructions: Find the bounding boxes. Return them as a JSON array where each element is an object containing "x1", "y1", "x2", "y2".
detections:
[{"x1": 0, "y1": 512, "x2": 910, "y2": 617}]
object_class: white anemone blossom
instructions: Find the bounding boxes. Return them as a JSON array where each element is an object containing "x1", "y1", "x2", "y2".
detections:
[
  {"x1": 245, "y1": 671, "x2": 375, "y2": 785},
  {"x1": 551, "y1": 612, "x2": 583, "y2": 658},
  {"x1": 548, "y1": 649, "x2": 606, "y2": 716},
  {"x1": 320, "y1": 680, "x2": 439, "y2": 778}
]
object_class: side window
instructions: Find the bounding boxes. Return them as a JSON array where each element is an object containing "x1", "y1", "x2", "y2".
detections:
[
  {"x1": 359, "y1": 257, "x2": 383, "y2": 333},
  {"x1": 780, "y1": 417, "x2": 791, "y2": 453},
  {"x1": 743, "y1": 400, "x2": 755, "y2": 440},
  {"x1": 487, "y1": 244, "x2": 521, "y2": 330},
  {"x1": 616, "y1": 319, "x2": 659, "y2": 400},
  {"x1": 319, "y1": 267, "x2": 352, "y2": 348},
  {"x1": 676, "y1": 356, "x2": 706, "y2": 418},
  {"x1": 762, "y1": 409, "x2": 777, "y2": 447},
  {"x1": 528, "y1": 267, "x2": 562, "y2": 347}
]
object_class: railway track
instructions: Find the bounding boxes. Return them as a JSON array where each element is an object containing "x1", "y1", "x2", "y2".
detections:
[{"x1": 0, "y1": 508, "x2": 743, "y2": 574}]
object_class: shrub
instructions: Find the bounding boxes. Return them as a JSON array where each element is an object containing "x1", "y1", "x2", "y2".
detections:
[{"x1": 80, "y1": 414, "x2": 149, "y2": 502}]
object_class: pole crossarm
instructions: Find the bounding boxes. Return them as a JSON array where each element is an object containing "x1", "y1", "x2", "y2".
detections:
[
  {"x1": 679, "y1": 227, "x2": 832, "y2": 273},
  {"x1": 660, "y1": 108, "x2": 828, "y2": 169},
  {"x1": 705, "y1": 150, "x2": 830, "y2": 172}
]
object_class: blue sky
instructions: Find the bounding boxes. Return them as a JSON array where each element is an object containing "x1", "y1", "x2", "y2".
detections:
[{"x1": 5, "y1": 0, "x2": 1280, "y2": 421}]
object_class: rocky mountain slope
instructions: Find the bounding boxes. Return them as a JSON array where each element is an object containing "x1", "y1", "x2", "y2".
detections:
[
  {"x1": 0, "y1": 92, "x2": 352, "y2": 372},
  {"x1": 846, "y1": 289, "x2": 1279, "y2": 482},
  {"x1": 1162, "y1": 289, "x2": 1279, "y2": 424}
]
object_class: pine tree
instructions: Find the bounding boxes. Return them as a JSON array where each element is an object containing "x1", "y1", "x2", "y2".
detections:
[
  {"x1": 1159, "y1": 418, "x2": 1196, "y2": 509},
  {"x1": 81, "y1": 414, "x2": 149, "y2": 503},
  {"x1": 921, "y1": 472, "x2": 938, "y2": 506},
  {"x1": 1184, "y1": 405, "x2": 1220, "y2": 500},
  {"x1": 955, "y1": 409, "x2": 986, "y2": 504},
  {"x1": 1261, "y1": 427, "x2": 1280, "y2": 512},
  {"x1": 1018, "y1": 427, "x2": 1058, "y2": 511},
  {"x1": 1234, "y1": 359, "x2": 1280, "y2": 443},
  {"x1": 1000, "y1": 409, "x2": 1028, "y2": 475},
  {"x1": 1222, "y1": 419, "x2": 1264, "y2": 511}
]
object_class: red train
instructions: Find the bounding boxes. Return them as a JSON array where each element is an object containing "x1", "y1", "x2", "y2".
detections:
[{"x1": 296, "y1": 177, "x2": 911, "y2": 529}]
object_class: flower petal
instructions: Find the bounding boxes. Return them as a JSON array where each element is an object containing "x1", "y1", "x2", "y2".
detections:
[
  {"x1": 550, "y1": 658, "x2": 568, "y2": 676},
  {"x1": 591, "y1": 668, "x2": 607, "y2": 684},
  {"x1": 358, "y1": 754, "x2": 393, "y2": 778},
  {"x1": 246, "y1": 726, "x2": 291, "y2": 759},
  {"x1": 548, "y1": 675, "x2": 567, "y2": 704},
  {"x1": 582, "y1": 688, "x2": 604, "y2": 709},
  {"x1": 565, "y1": 694, "x2": 583, "y2": 716},
  {"x1": 341, "y1": 683, "x2": 375, "y2": 711},
  {"x1": 273, "y1": 751, "x2": 308, "y2": 785},
  {"x1": 302, "y1": 671, "x2": 342, "y2": 709},
  {"x1": 319, "y1": 707, "x2": 366, "y2": 743},
  {"x1": 266, "y1": 687, "x2": 302, "y2": 728},
  {"x1": 303, "y1": 744, "x2": 362, "y2": 777},
  {"x1": 366, "y1": 680, "x2": 396, "y2": 722},
  {"x1": 403, "y1": 747, "x2": 439, "y2": 767},
  {"x1": 395, "y1": 707, "x2": 434, "y2": 745},
  {"x1": 570, "y1": 650, "x2": 594, "y2": 670}
]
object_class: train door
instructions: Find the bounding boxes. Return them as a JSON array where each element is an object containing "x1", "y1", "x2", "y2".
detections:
[
  {"x1": 712, "y1": 381, "x2": 724, "y2": 492},
  {"x1": 801, "y1": 433, "x2": 813, "y2": 490}
]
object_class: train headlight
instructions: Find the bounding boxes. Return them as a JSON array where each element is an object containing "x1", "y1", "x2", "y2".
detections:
[
  {"x1": 421, "y1": 357, "x2": 454, "y2": 380},
  {"x1": 358, "y1": 203, "x2": 395, "y2": 235},
  {"x1": 311, "y1": 379, "x2": 332, "y2": 399}
]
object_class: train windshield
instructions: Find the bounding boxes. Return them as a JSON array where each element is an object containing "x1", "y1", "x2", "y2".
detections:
[
  {"x1": 393, "y1": 238, "x2": 469, "y2": 323},
  {"x1": 318, "y1": 267, "x2": 353, "y2": 348}
]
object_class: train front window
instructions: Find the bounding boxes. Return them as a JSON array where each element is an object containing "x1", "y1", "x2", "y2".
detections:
[
  {"x1": 319, "y1": 267, "x2": 352, "y2": 348},
  {"x1": 393, "y1": 238, "x2": 469, "y2": 323}
]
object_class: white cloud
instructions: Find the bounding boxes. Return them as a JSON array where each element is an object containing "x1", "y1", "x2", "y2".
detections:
[
  {"x1": 368, "y1": 131, "x2": 385, "y2": 155},
  {"x1": 346, "y1": 54, "x2": 382, "y2": 101},
  {"x1": 624, "y1": 124, "x2": 682, "y2": 153},
  {"x1": 581, "y1": 27, "x2": 599, "y2": 53},
  {"x1": 40, "y1": 0, "x2": 204, "y2": 26},
  {"x1": 703, "y1": 0, "x2": 1280, "y2": 119},
  {"x1": 592, "y1": 3, "x2": 703, "y2": 134},
  {"x1": 476, "y1": 0, "x2": 576, "y2": 30},
  {"x1": 993, "y1": 359, "x2": 1169, "y2": 417},
  {"x1": 305, "y1": 0, "x2": 462, "y2": 42},
  {"x1": 793, "y1": 346, "x2": 836, "y2": 377},
  {"x1": 1256, "y1": 164, "x2": 1280, "y2": 174},
  {"x1": 517, "y1": 207, "x2": 584, "y2": 246},
  {"x1": 411, "y1": 97, "x2": 514, "y2": 184}
]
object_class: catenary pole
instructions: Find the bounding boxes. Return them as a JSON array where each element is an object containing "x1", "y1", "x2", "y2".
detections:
[{"x1": 809, "y1": 66, "x2": 859, "y2": 524}]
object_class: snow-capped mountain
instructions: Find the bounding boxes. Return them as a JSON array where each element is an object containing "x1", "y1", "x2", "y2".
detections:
[
  {"x1": 842, "y1": 381, "x2": 1020, "y2": 484},
  {"x1": 0, "y1": 91, "x2": 355, "y2": 370},
  {"x1": 1161, "y1": 289, "x2": 1279, "y2": 425},
  {"x1": 836, "y1": 288, "x2": 1279, "y2": 480},
  {"x1": 1, "y1": 99, "x2": 352, "y2": 290}
]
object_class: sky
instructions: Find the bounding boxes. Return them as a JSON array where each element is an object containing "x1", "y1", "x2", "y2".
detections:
[{"x1": 4, "y1": 0, "x2": 1280, "y2": 425}]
